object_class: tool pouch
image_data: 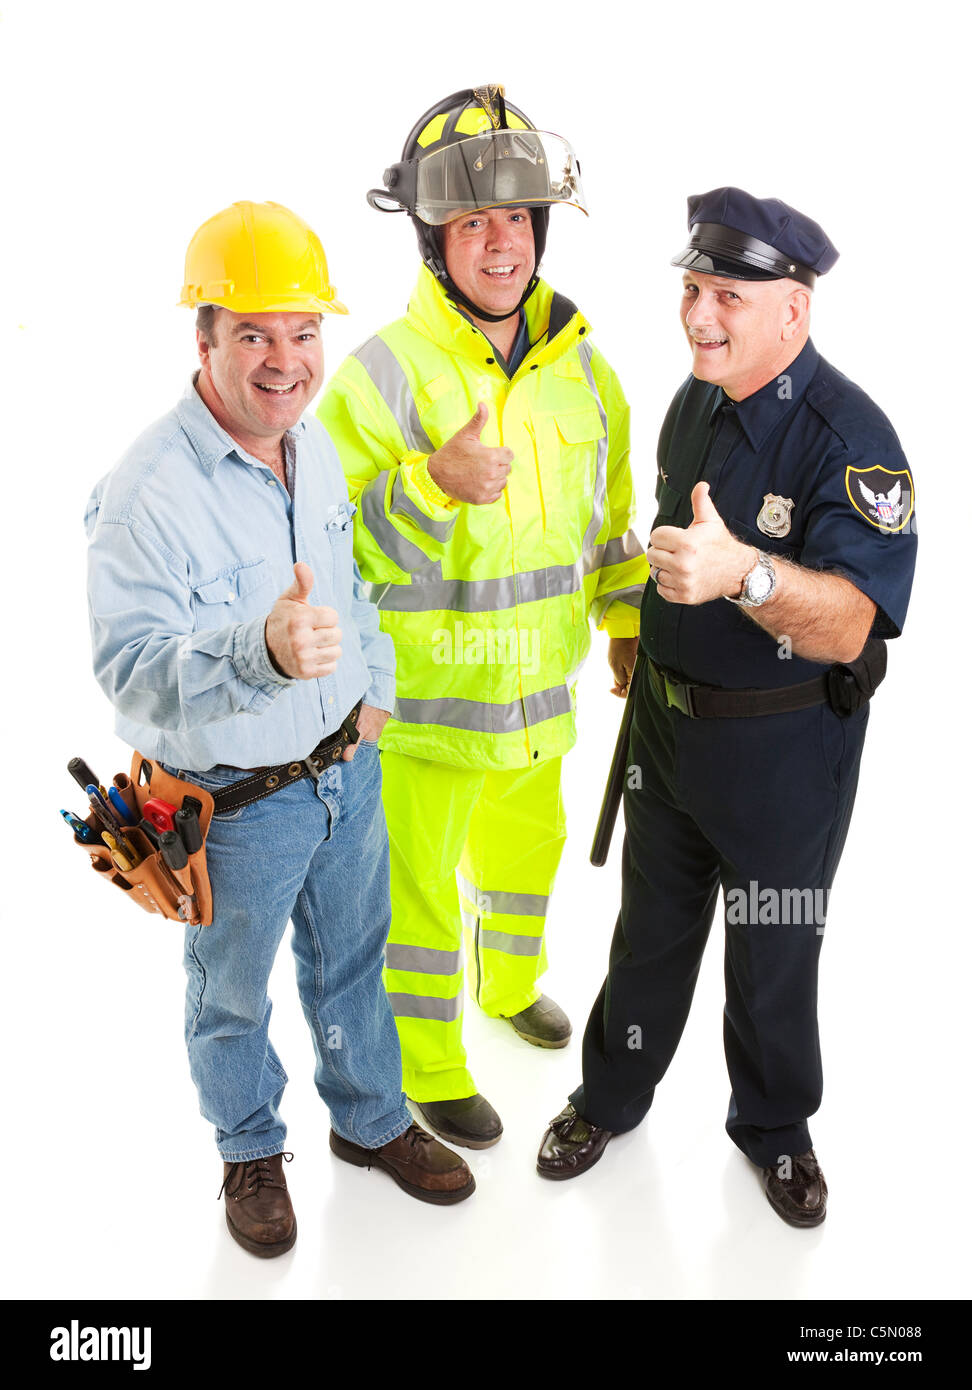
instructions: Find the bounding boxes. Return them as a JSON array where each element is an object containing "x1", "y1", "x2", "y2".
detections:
[
  {"x1": 826, "y1": 637, "x2": 888, "y2": 718},
  {"x1": 74, "y1": 752, "x2": 215, "y2": 926}
]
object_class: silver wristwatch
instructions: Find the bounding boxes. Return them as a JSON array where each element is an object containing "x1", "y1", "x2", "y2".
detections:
[{"x1": 727, "y1": 551, "x2": 777, "y2": 608}]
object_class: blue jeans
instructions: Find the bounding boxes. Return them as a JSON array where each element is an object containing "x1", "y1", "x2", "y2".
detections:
[{"x1": 166, "y1": 742, "x2": 412, "y2": 1161}]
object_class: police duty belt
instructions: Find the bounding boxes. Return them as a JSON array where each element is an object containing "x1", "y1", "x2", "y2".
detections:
[{"x1": 647, "y1": 641, "x2": 886, "y2": 720}]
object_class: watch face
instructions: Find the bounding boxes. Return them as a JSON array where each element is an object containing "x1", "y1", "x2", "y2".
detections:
[{"x1": 748, "y1": 563, "x2": 773, "y2": 601}]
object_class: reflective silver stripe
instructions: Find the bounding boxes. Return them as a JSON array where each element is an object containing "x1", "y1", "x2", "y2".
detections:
[
  {"x1": 353, "y1": 336, "x2": 435, "y2": 455},
  {"x1": 386, "y1": 991, "x2": 463, "y2": 1022},
  {"x1": 359, "y1": 473, "x2": 441, "y2": 574},
  {"x1": 598, "y1": 583, "x2": 644, "y2": 609},
  {"x1": 592, "y1": 581, "x2": 645, "y2": 627},
  {"x1": 377, "y1": 560, "x2": 583, "y2": 613},
  {"x1": 480, "y1": 929, "x2": 543, "y2": 956},
  {"x1": 457, "y1": 873, "x2": 549, "y2": 918},
  {"x1": 394, "y1": 684, "x2": 572, "y2": 733},
  {"x1": 600, "y1": 530, "x2": 645, "y2": 569},
  {"x1": 390, "y1": 470, "x2": 457, "y2": 541},
  {"x1": 577, "y1": 340, "x2": 609, "y2": 553},
  {"x1": 459, "y1": 907, "x2": 478, "y2": 933},
  {"x1": 385, "y1": 943, "x2": 461, "y2": 975}
]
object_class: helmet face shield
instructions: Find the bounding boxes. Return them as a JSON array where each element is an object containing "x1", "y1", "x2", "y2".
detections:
[{"x1": 413, "y1": 129, "x2": 586, "y2": 225}]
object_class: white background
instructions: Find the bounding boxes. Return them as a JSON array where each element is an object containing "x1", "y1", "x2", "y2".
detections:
[{"x1": 1, "y1": 0, "x2": 967, "y2": 1302}]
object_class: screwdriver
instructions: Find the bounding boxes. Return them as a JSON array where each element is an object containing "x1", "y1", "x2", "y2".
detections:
[{"x1": 159, "y1": 830, "x2": 199, "y2": 922}]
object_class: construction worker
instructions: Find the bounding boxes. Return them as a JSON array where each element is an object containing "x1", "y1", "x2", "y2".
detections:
[
  {"x1": 86, "y1": 202, "x2": 475, "y2": 1258},
  {"x1": 318, "y1": 87, "x2": 650, "y2": 1148}
]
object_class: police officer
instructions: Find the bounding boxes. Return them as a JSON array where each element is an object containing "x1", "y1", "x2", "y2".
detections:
[{"x1": 535, "y1": 187, "x2": 917, "y2": 1226}]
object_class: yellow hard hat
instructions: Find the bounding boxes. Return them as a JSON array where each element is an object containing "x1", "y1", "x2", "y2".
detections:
[{"x1": 179, "y1": 200, "x2": 348, "y2": 315}]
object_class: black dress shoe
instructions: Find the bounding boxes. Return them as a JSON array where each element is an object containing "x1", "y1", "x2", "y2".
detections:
[
  {"x1": 505, "y1": 995, "x2": 572, "y2": 1048},
  {"x1": 413, "y1": 1093, "x2": 503, "y2": 1149},
  {"x1": 762, "y1": 1149, "x2": 828, "y2": 1227},
  {"x1": 537, "y1": 1103, "x2": 615, "y2": 1180}
]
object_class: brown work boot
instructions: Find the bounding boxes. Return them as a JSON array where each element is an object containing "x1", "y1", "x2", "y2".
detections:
[
  {"x1": 329, "y1": 1123, "x2": 475, "y2": 1204},
  {"x1": 219, "y1": 1152, "x2": 296, "y2": 1257}
]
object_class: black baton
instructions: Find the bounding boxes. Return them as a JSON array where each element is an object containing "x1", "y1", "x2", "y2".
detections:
[{"x1": 590, "y1": 659, "x2": 640, "y2": 867}]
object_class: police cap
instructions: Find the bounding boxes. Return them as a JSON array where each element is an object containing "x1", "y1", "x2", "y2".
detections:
[{"x1": 671, "y1": 186, "x2": 839, "y2": 288}]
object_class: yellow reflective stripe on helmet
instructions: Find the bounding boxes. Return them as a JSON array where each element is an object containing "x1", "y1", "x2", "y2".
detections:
[
  {"x1": 417, "y1": 113, "x2": 448, "y2": 147},
  {"x1": 393, "y1": 685, "x2": 572, "y2": 733},
  {"x1": 352, "y1": 336, "x2": 436, "y2": 455},
  {"x1": 453, "y1": 109, "x2": 529, "y2": 135},
  {"x1": 457, "y1": 874, "x2": 549, "y2": 918},
  {"x1": 385, "y1": 943, "x2": 461, "y2": 975},
  {"x1": 386, "y1": 991, "x2": 463, "y2": 1022}
]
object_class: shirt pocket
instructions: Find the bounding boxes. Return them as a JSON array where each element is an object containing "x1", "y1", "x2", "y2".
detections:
[
  {"x1": 653, "y1": 480, "x2": 683, "y2": 525},
  {"x1": 190, "y1": 557, "x2": 273, "y2": 623},
  {"x1": 325, "y1": 500, "x2": 357, "y2": 533},
  {"x1": 324, "y1": 500, "x2": 357, "y2": 588},
  {"x1": 727, "y1": 518, "x2": 802, "y2": 562}
]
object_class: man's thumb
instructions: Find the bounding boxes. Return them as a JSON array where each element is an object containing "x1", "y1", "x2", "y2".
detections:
[
  {"x1": 283, "y1": 561, "x2": 314, "y2": 602},
  {"x1": 460, "y1": 402, "x2": 488, "y2": 440},
  {"x1": 690, "y1": 481, "x2": 719, "y2": 525}
]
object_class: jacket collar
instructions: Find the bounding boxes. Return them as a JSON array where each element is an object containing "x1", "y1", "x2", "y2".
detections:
[
  {"x1": 406, "y1": 265, "x2": 590, "y2": 365},
  {"x1": 176, "y1": 372, "x2": 307, "y2": 477}
]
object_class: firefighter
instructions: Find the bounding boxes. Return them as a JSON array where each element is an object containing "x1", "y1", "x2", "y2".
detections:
[{"x1": 318, "y1": 87, "x2": 649, "y2": 1147}]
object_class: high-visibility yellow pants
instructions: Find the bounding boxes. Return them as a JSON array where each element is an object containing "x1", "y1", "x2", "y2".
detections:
[{"x1": 380, "y1": 752, "x2": 567, "y2": 1102}]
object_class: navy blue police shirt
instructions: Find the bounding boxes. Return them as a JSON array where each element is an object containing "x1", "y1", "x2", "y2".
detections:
[{"x1": 640, "y1": 339, "x2": 917, "y2": 689}]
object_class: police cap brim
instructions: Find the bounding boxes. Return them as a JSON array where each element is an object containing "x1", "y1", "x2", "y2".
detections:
[{"x1": 671, "y1": 223, "x2": 817, "y2": 287}]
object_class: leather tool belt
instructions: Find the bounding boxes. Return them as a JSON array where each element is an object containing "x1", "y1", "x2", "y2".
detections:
[
  {"x1": 647, "y1": 640, "x2": 887, "y2": 720},
  {"x1": 74, "y1": 751, "x2": 216, "y2": 926},
  {"x1": 72, "y1": 702, "x2": 364, "y2": 928},
  {"x1": 209, "y1": 700, "x2": 363, "y2": 816}
]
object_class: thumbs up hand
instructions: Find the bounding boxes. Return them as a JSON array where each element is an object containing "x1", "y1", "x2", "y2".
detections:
[
  {"x1": 265, "y1": 562, "x2": 343, "y2": 679},
  {"x1": 427, "y1": 402, "x2": 513, "y2": 505},
  {"x1": 646, "y1": 482, "x2": 757, "y2": 606}
]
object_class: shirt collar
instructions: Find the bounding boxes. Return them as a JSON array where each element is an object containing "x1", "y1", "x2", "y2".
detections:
[
  {"x1": 707, "y1": 339, "x2": 820, "y2": 451},
  {"x1": 176, "y1": 373, "x2": 307, "y2": 477}
]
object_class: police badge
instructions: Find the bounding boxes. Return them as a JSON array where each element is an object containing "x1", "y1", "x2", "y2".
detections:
[{"x1": 756, "y1": 494, "x2": 794, "y2": 538}]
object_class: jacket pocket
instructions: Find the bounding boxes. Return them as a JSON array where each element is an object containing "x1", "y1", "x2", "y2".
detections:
[{"x1": 541, "y1": 406, "x2": 607, "y2": 553}]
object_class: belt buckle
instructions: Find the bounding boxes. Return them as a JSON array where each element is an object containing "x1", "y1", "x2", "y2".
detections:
[{"x1": 664, "y1": 673, "x2": 697, "y2": 718}]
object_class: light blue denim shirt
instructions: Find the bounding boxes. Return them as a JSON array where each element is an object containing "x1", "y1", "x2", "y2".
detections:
[{"x1": 85, "y1": 377, "x2": 396, "y2": 771}]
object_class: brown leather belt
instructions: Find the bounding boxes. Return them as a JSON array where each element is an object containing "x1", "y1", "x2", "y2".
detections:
[{"x1": 211, "y1": 701, "x2": 363, "y2": 815}]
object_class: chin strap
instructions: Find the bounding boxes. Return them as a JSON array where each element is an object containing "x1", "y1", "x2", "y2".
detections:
[{"x1": 426, "y1": 259, "x2": 540, "y2": 323}]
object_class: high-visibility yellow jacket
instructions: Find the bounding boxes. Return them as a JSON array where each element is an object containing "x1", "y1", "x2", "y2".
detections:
[{"x1": 318, "y1": 266, "x2": 648, "y2": 771}]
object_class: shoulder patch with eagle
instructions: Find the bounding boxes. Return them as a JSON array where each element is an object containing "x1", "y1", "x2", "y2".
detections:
[{"x1": 845, "y1": 464, "x2": 915, "y2": 533}]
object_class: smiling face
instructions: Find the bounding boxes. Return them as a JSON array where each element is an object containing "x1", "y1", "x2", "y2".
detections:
[
  {"x1": 195, "y1": 309, "x2": 324, "y2": 452},
  {"x1": 680, "y1": 270, "x2": 811, "y2": 400},
  {"x1": 441, "y1": 206, "x2": 536, "y2": 319}
]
